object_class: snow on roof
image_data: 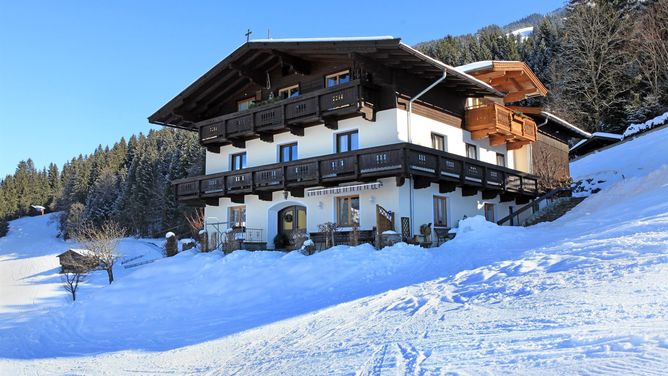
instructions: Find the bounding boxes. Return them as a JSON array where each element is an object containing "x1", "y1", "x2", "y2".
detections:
[
  {"x1": 454, "y1": 61, "x2": 494, "y2": 73},
  {"x1": 569, "y1": 132, "x2": 623, "y2": 152},
  {"x1": 30, "y1": 205, "x2": 45, "y2": 210},
  {"x1": 165, "y1": 232, "x2": 176, "y2": 239},
  {"x1": 249, "y1": 36, "x2": 396, "y2": 43},
  {"x1": 58, "y1": 248, "x2": 95, "y2": 257},
  {"x1": 591, "y1": 132, "x2": 624, "y2": 140},
  {"x1": 541, "y1": 111, "x2": 592, "y2": 139}
]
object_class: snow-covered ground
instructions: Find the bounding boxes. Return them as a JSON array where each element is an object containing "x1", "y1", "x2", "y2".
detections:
[{"x1": 2, "y1": 128, "x2": 668, "y2": 374}]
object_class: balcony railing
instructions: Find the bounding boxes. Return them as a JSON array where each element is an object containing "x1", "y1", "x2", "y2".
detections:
[
  {"x1": 197, "y1": 80, "x2": 375, "y2": 149},
  {"x1": 173, "y1": 143, "x2": 539, "y2": 204},
  {"x1": 465, "y1": 101, "x2": 537, "y2": 146}
]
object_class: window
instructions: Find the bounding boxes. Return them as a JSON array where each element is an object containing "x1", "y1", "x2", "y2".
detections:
[
  {"x1": 336, "y1": 195, "x2": 359, "y2": 227},
  {"x1": 237, "y1": 97, "x2": 255, "y2": 111},
  {"x1": 229, "y1": 206, "x2": 246, "y2": 227},
  {"x1": 278, "y1": 84, "x2": 300, "y2": 99},
  {"x1": 433, "y1": 196, "x2": 448, "y2": 227},
  {"x1": 496, "y1": 153, "x2": 506, "y2": 167},
  {"x1": 465, "y1": 97, "x2": 485, "y2": 109},
  {"x1": 230, "y1": 152, "x2": 247, "y2": 171},
  {"x1": 484, "y1": 203, "x2": 495, "y2": 222},
  {"x1": 466, "y1": 143, "x2": 477, "y2": 160},
  {"x1": 431, "y1": 133, "x2": 446, "y2": 151},
  {"x1": 279, "y1": 143, "x2": 298, "y2": 162},
  {"x1": 336, "y1": 131, "x2": 359, "y2": 153},
  {"x1": 325, "y1": 70, "x2": 351, "y2": 88}
]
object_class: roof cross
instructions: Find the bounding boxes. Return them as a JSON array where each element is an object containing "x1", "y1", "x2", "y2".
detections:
[{"x1": 245, "y1": 29, "x2": 252, "y2": 42}]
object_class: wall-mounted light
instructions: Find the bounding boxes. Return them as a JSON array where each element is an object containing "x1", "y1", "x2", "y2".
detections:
[
  {"x1": 283, "y1": 190, "x2": 289, "y2": 200},
  {"x1": 318, "y1": 201, "x2": 324, "y2": 209}
]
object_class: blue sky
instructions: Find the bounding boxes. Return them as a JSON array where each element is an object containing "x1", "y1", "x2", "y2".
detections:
[{"x1": 0, "y1": 0, "x2": 565, "y2": 177}]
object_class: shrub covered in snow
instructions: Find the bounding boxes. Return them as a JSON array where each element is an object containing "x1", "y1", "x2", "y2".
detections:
[
  {"x1": 623, "y1": 111, "x2": 668, "y2": 138},
  {"x1": 165, "y1": 232, "x2": 178, "y2": 257}
]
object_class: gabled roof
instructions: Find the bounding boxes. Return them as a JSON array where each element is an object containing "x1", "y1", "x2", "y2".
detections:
[
  {"x1": 569, "y1": 132, "x2": 623, "y2": 156},
  {"x1": 148, "y1": 37, "x2": 503, "y2": 130},
  {"x1": 455, "y1": 60, "x2": 548, "y2": 103},
  {"x1": 57, "y1": 248, "x2": 95, "y2": 258}
]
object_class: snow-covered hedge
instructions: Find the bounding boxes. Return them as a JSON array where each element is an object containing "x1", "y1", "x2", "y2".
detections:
[{"x1": 623, "y1": 111, "x2": 668, "y2": 139}]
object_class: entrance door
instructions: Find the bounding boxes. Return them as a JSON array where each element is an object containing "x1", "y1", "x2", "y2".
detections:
[{"x1": 278, "y1": 205, "x2": 307, "y2": 235}]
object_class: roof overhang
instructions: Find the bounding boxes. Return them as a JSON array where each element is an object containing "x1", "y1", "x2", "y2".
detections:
[
  {"x1": 148, "y1": 37, "x2": 503, "y2": 130},
  {"x1": 455, "y1": 60, "x2": 548, "y2": 103}
]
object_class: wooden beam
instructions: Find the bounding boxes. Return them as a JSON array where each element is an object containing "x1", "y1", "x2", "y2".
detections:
[
  {"x1": 482, "y1": 189, "x2": 498, "y2": 200},
  {"x1": 462, "y1": 186, "x2": 478, "y2": 197},
  {"x1": 439, "y1": 181, "x2": 457, "y2": 193},
  {"x1": 413, "y1": 176, "x2": 431, "y2": 190},
  {"x1": 229, "y1": 62, "x2": 266, "y2": 87},
  {"x1": 289, "y1": 187, "x2": 304, "y2": 198},
  {"x1": 503, "y1": 88, "x2": 540, "y2": 103},
  {"x1": 259, "y1": 133, "x2": 274, "y2": 143},
  {"x1": 489, "y1": 134, "x2": 507, "y2": 146},
  {"x1": 515, "y1": 195, "x2": 531, "y2": 205},
  {"x1": 500, "y1": 192, "x2": 515, "y2": 202},
  {"x1": 204, "y1": 198, "x2": 220, "y2": 206},
  {"x1": 230, "y1": 195, "x2": 245, "y2": 204},
  {"x1": 231, "y1": 139, "x2": 246, "y2": 149},
  {"x1": 506, "y1": 141, "x2": 528, "y2": 150},
  {"x1": 269, "y1": 49, "x2": 311, "y2": 75},
  {"x1": 288, "y1": 126, "x2": 304, "y2": 136},
  {"x1": 324, "y1": 118, "x2": 338, "y2": 130},
  {"x1": 257, "y1": 192, "x2": 273, "y2": 201},
  {"x1": 396, "y1": 176, "x2": 405, "y2": 187},
  {"x1": 471, "y1": 130, "x2": 490, "y2": 140},
  {"x1": 206, "y1": 145, "x2": 221, "y2": 153}
]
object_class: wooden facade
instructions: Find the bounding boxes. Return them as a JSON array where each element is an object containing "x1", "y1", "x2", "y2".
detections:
[
  {"x1": 465, "y1": 100, "x2": 537, "y2": 149},
  {"x1": 173, "y1": 143, "x2": 538, "y2": 206}
]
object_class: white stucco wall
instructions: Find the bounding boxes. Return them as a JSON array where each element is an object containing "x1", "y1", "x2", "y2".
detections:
[
  {"x1": 205, "y1": 109, "x2": 401, "y2": 174},
  {"x1": 205, "y1": 108, "x2": 522, "y2": 175},
  {"x1": 203, "y1": 107, "x2": 533, "y2": 248}
]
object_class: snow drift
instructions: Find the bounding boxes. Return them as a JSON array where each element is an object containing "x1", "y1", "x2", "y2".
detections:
[{"x1": 2, "y1": 127, "x2": 668, "y2": 374}]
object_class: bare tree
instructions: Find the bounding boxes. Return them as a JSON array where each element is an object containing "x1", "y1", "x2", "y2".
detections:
[
  {"x1": 184, "y1": 208, "x2": 205, "y2": 239},
  {"x1": 62, "y1": 271, "x2": 86, "y2": 302},
  {"x1": 551, "y1": 2, "x2": 631, "y2": 132},
  {"x1": 631, "y1": 0, "x2": 668, "y2": 100},
  {"x1": 534, "y1": 147, "x2": 571, "y2": 191},
  {"x1": 75, "y1": 221, "x2": 125, "y2": 284}
]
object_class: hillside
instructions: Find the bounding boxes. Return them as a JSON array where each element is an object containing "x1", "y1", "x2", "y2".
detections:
[{"x1": 1, "y1": 118, "x2": 668, "y2": 374}]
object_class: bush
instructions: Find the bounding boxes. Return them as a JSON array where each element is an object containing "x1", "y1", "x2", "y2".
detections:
[{"x1": 273, "y1": 232, "x2": 290, "y2": 250}]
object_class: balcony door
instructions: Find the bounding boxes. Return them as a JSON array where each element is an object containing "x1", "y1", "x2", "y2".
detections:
[{"x1": 278, "y1": 205, "x2": 307, "y2": 235}]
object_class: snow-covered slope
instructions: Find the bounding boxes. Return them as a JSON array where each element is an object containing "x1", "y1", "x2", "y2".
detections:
[{"x1": 2, "y1": 129, "x2": 668, "y2": 374}]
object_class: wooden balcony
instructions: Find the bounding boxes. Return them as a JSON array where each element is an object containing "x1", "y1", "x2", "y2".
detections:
[
  {"x1": 197, "y1": 80, "x2": 375, "y2": 151},
  {"x1": 465, "y1": 101, "x2": 537, "y2": 150},
  {"x1": 174, "y1": 143, "x2": 539, "y2": 206}
]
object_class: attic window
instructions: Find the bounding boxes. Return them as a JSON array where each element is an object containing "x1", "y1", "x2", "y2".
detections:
[
  {"x1": 278, "y1": 84, "x2": 300, "y2": 99},
  {"x1": 325, "y1": 70, "x2": 350, "y2": 88},
  {"x1": 237, "y1": 97, "x2": 255, "y2": 111}
]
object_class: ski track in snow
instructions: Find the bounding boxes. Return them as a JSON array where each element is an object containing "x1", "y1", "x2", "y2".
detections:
[{"x1": 2, "y1": 132, "x2": 668, "y2": 374}]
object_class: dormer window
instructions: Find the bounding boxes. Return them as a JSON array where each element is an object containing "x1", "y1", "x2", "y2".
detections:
[
  {"x1": 237, "y1": 97, "x2": 255, "y2": 111},
  {"x1": 278, "y1": 85, "x2": 300, "y2": 99},
  {"x1": 325, "y1": 70, "x2": 350, "y2": 88}
]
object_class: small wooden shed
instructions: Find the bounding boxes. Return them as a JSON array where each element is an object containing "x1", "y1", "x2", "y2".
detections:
[
  {"x1": 57, "y1": 249, "x2": 98, "y2": 273},
  {"x1": 30, "y1": 205, "x2": 46, "y2": 216}
]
